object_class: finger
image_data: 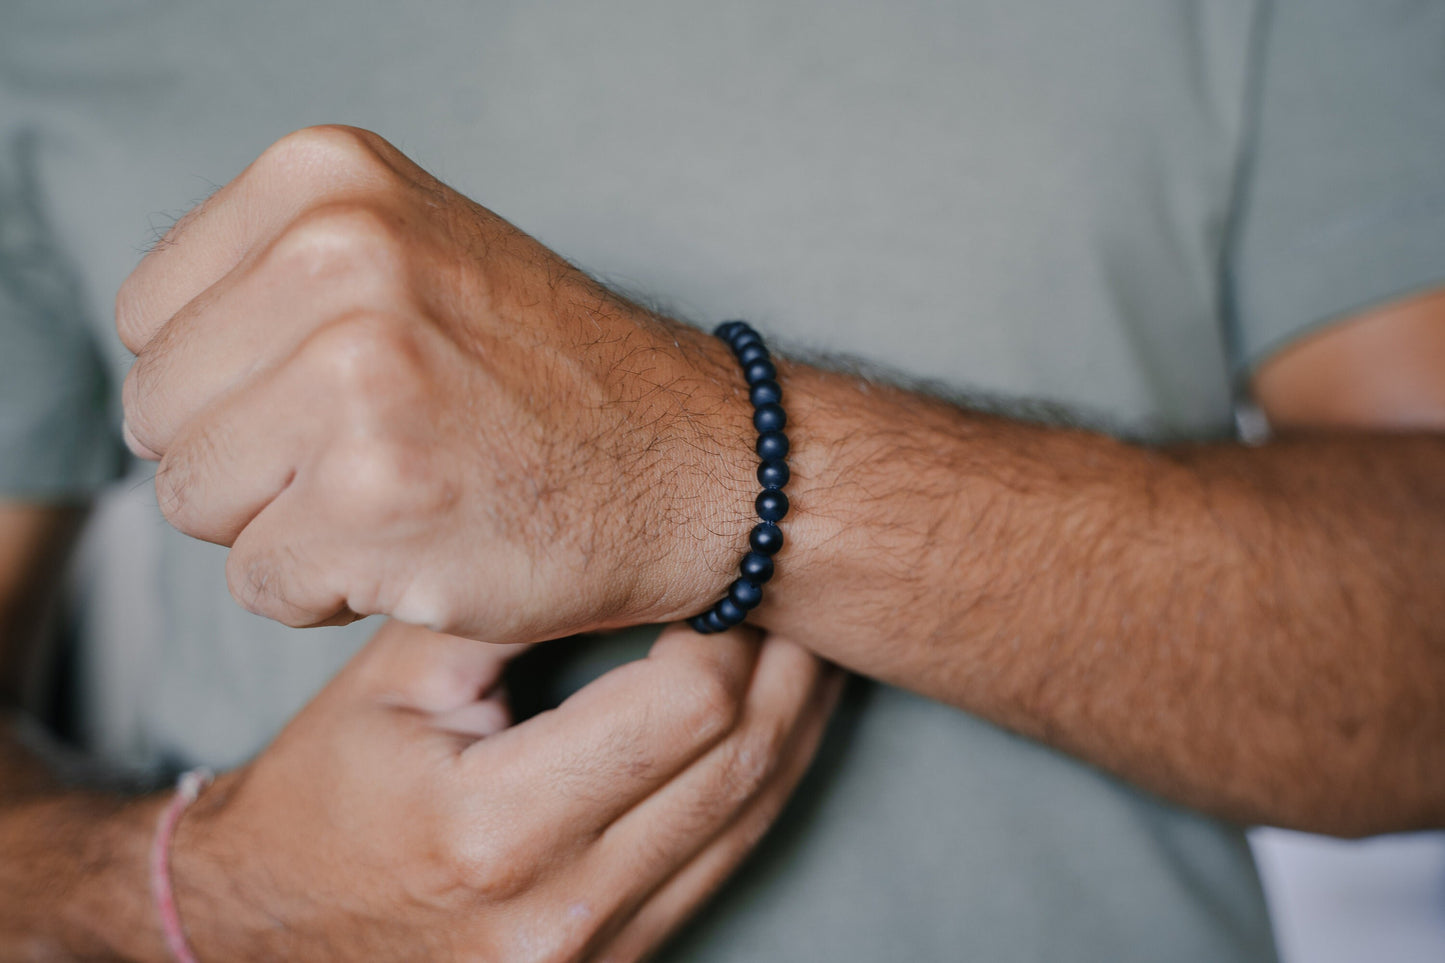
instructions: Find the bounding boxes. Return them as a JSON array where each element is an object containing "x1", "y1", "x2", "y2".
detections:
[
  {"x1": 221, "y1": 424, "x2": 468, "y2": 630},
  {"x1": 116, "y1": 126, "x2": 410, "y2": 354},
  {"x1": 121, "y1": 420, "x2": 161, "y2": 461},
  {"x1": 347, "y1": 619, "x2": 530, "y2": 715},
  {"x1": 472, "y1": 624, "x2": 763, "y2": 844},
  {"x1": 223, "y1": 487, "x2": 360, "y2": 629},
  {"x1": 150, "y1": 358, "x2": 315, "y2": 545},
  {"x1": 122, "y1": 207, "x2": 413, "y2": 459},
  {"x1": 594, "y1": 665, "x2": 843, "y2": 963},
  {"x1": 431, "y1": 695, "x2": 512, "y2": 739},
  {"x1": 580, "y1": 638, "x2": 836, "y2": 929},
  {"x1": 151, "y1": 312, "x2": 437, "y2": 546},
  {"x1": 218, "y1": 381, "x2": 500, "y2": 628}
]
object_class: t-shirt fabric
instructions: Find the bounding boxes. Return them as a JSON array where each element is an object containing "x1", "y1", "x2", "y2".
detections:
[{"x1": 2, "y1": 1, "x2": 1442, "y2": 960}]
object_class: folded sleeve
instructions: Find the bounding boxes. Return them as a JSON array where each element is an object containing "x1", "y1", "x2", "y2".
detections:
[
  {"x1": 1227, "y1": 0, "x2": 1445, "y2": 372},
  {"x1": 0, "y1": 123, "x2": 123, "y2": 500}
]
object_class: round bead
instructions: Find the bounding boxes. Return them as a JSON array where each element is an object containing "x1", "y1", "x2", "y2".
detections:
[
  {"x1": 755, "y1": 489, "x2": 789, "y2": 522},
  {"x1": 714, "y1": 320, "x2": 748, "y2": 340},
  {"x1": 757, "y1": 459, "x2": 790, "y2": 489},
  {"x1": 752, "y1": 402, "x2": 786, "y2": 433},
  {"x1": 729, "y1": 330, "x2": 762, "y2": 353},
  {"x1": 749, "y1": 522, "x2": 784, "y2": 556},
  {"x1": 706, "y1": 322, "x2": 792, "y2": 629},
  {"x1": 736, "y1": 342, "x2": 770, "y2": 368},
  {"x1": 740, "y1": 551, "x2": 775, "y2": 583},
  {"x1": 749, "y1": 379, "x2": 782, "y2": 408},
  {"x1": 715, "y1": 598, "x2": 747, "y2": 626},
  {"x1": 743, "y1": 359, "x2": 777, "y2": 386},
  {"x1": 728, "y1": 577, "x2": 763, "y2": 610},
  {"x1": 756, "y1": 431, "x2": 790, "y2": 461}
]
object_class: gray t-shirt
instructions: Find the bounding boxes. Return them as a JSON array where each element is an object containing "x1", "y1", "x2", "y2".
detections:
[{"x1": 3, "y1": 1, "x2": 1443, "y2": 959}]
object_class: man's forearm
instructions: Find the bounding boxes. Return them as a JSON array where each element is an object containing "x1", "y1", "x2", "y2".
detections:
[
  {"x1": 108, "y1": 125, "x2": 1442, "y2": 838},
  {"x1": 0, "y1": 504, "x2": 171, "y2": 959},
  {"x1": 750, "y1": 358, "x2": 1445, "y2": 836},
  {"x1": 0, "y1": 723, "x2": 169, "y2": 961}
]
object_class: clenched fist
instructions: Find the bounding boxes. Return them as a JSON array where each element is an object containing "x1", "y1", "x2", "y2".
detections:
[{"x1": 118, "y1": 126, "x2": 758, "y2": 640}]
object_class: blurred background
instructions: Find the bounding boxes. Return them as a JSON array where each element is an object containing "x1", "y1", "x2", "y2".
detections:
[{"x1": 1251, "y1": 830, "x2": 1445, "y2": 963}]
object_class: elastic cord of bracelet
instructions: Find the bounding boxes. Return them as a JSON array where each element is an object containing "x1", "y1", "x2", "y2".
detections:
[
  {"x1": 689, "y1": 320, "x2": 790, "y2": 635},
  {"x1": 149, "y1": 767, "x2": 214, "y2": 963}
]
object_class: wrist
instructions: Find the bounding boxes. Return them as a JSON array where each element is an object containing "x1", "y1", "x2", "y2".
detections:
[
  {"x1": 622, "y1": 322, "x2": 864, "y2": 633},
  {"x1": 741, "y1": 358, "x2": 855, "y2": 627},
  {"x1": 164, "y1": 769, "x2": 276, "y2": 961},
  {"x1": 613, "y1": 317, "x2": 760, "y2": 625},
  {"x1": 742, "y1": 361, "x2": 968, "y2": 659}
]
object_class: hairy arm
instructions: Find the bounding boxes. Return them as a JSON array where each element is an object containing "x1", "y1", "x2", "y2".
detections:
[
  {"x1": 114, "y1": 125, "x2": 1442, "y2": 842},
  {"x1": 745, "y1": 290, "x2": 1445, "y2": 838},
  {"x1": 0, "y1": 503, "x2": 169, "y2": 960}
]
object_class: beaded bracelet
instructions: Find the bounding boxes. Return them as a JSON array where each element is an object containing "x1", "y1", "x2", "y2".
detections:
[{"x1": 689, "y1": 320, "x2": 790, "y2": 635}]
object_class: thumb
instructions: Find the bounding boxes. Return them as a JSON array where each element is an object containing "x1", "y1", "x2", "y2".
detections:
[{"x1": 349, "y1": 619, "x2": 531, "y2": 716}]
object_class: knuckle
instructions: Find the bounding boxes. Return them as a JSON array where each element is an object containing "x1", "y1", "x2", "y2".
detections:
[
  {"x1": 720, "y1": 718, "x2": 789, "y2": 801},
  {"x1": 672, "y1": 666, "x2": 744, "y2": 747},
  {"x1": 318, "y1": 435, "x2": 449, "y2": 528},
  {"x1": 153, "y1": 447, "x2": 198, "y2": 532},
  {"x1": 437, "y1": 826, "x2": 539, "y2": 902},
  {"x1": 267, "y1": 202, "x2": 407, "y2": 283},
  {"x1": 224, "y1": 546, "x2": 274, "y2": 617},
  {"x1": 114, "y1": 280, "x2": 150, "y2": 353},
  {"x1": 337, "y1": 573, "x2": 390, "y2": 623},
  {"x1": 299, "y1": 312, "x2": 428, "y2": 400},
  {"x1": 224, "y1": 545, "x2": 310, "y2": 627},
  {"x1": 119, "y1": 361, "x2": 159, "y2": 448},
  {"x1": 255, "y1": 125, "x2": 396, "y2": 184},
  {"x1": 153, "y1": 423, "x2": 229, "y2": 536},
  {"x1": 389, "y1": 581, "x2": 461, "y2": 635}
]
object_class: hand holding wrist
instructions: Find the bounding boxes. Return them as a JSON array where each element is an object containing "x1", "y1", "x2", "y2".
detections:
[{"x1": 130, "y1": 618, "x2": 834, "y2": 959}]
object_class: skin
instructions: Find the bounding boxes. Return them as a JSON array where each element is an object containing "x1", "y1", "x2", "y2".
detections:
[
  {"x1": 1252, "y1": 287, "x2": 1445, "y2": 431},
  {"x1": 0, "y1": 520, "x2": 840, "y2": 958},
  {"x1": 118, "y1": 126, "x2": 1445, "y2": 837},
  {"x1": 0, "y1": 121, "x2": 1440, "y2": 954},
  {"x1": 756, "y1": 315, "x2": 1445, "y2": 836}
]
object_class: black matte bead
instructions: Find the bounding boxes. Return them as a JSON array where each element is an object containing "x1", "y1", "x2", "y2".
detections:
[
  {"x1": 716, "y1": 598, "x2": 747, "y2": 626},
  {"x1": 750, "y1": 522, "x2": 784, "y2": 556},
  {"x1": 729, "y1": 330, "x2": 762, "y2": 353},
  {"x1": 736, "y1": 342, "x2": 770, "y2": 367},
  {"x1": 743, "y1": 359, "x2": 777, "y2": 385},
  {"x1": 728, "y1": 577, "x2": 763, "y2": 610},
  {"x1": 749, "y1": 379, "x2": 782, "y2": 408},
  {"x1": 756, "y1": 489, "x2": 789, "y2": 522},
  {"x1": 752, "y1": 402, "x2": 786, "y2": 433},
  {"x1": 740, "y1": 551, "x2": 775, "y2": 583},
  {"x1": 756, "y1": 431, "x2": 789, "y2": 461},
  {"x1": 757, "y1": 459, "x2": 790, "y2": 489},
  {"x1": 714, "y1": 320, "x2": 748, "y2": 340},
  {"x1": 702, "y1": 321, "x2": 791, "y2": 631}
]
